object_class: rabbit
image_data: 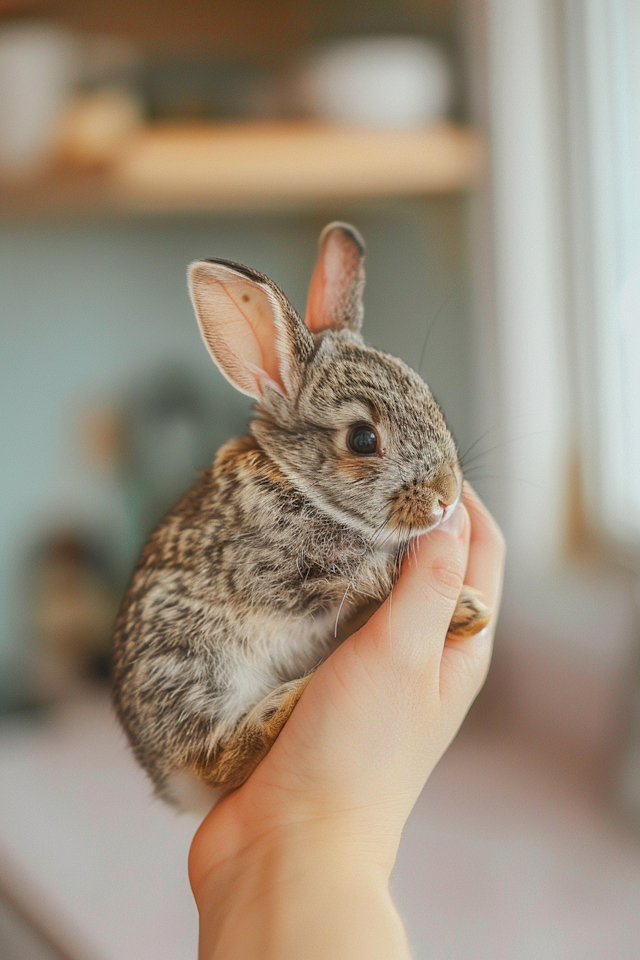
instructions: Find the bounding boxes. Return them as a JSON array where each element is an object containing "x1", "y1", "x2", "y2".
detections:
[{"x1": 111, "y1": 222, "x2": 490, "y2": 814}]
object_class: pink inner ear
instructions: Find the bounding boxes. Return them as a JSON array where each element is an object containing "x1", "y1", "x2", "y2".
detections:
[
  {"x1": 305, "y1": 227, "x2": 362, "y2": 334},
  {"x1": 305, "y1": 270, "x2": 328, "y2": 335},
  {"x1": 190, "y1": 263, "x2": 287, "y2": 399},
  {"x1": 218, "y1": 280, "x2": 283, "y2": 388}
]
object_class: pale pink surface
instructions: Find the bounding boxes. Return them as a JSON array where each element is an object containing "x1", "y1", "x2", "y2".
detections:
[
  {"x1": 394, "y1": 729, "x2": 640, "y2": 960},
  {"x1": 0, "y1": 692, "x2": 638, "y2": 960},
  {"x1": 0, "y1": 692, "x2": 199, "y2": 960}
]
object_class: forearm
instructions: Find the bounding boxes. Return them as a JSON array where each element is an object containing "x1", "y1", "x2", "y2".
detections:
[{"x1": 193, "y1": 826, "x2": 412, "y2": 960}]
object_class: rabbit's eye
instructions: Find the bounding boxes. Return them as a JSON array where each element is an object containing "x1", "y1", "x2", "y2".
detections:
[{"x1": 347, "y1": 424, "x2": 379, "y2": 456}]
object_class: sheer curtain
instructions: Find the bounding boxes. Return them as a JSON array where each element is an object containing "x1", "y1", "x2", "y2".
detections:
[
  {"x1": 565, "y1": 0, "x2": 640, "y2": 551},
  {"x1": 465, "y1": 0, "x2": 640, "y2": 794},
  {"x1": 564, "y1": 0, "x2": 640, "y2": 813}
]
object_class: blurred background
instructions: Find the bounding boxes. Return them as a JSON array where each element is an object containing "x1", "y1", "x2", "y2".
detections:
[{"x1": 0, "y1": 0, "x2": 639, "y2": 958}]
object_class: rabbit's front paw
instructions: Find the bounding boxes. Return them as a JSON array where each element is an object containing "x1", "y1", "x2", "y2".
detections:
[{"x1": 448, "y1": 586, "x2": 490, "y2": 639}]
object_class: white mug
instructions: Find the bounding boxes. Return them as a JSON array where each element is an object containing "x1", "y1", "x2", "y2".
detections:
[{"x1": 0, "y1": 22, "x2": 76, "y2": 175}]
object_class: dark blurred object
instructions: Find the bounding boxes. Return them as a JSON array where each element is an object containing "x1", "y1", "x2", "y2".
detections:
[
  {"x1": 28, "y1": 529, "x2": 120, "y2": 696},
  {"x1": 5, "y1": 365, "x2": 231, "y2": 710},
  {"x1": 119, "y1": 366, "x2": 221, "y2": 537},
  {"x1": 80, "y1": 364, "x2": 239, "y2": 568},
  {"x1": 142, "y1": 55, "x2": 276, "y2": 122}
]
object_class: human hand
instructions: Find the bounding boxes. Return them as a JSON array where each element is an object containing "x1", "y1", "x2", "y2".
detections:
[{"x1": 189, "y1": 483, "x2": 504, "y2": 959}]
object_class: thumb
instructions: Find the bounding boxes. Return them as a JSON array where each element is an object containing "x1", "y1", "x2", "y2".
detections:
[{"x1": 353, "y1": 503, "x2": 470, "y2": 674}]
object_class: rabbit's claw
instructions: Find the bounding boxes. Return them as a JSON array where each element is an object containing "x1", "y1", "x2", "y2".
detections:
[{"x1": 448, "y1": 587, "x2": 491, "y2": 639}]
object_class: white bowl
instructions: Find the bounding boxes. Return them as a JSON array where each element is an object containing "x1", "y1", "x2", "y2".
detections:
[{"x1": 295, "y1": 36, "x2": 452, "y2": 128}]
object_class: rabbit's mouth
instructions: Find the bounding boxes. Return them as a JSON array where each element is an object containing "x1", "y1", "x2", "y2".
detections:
[
  {"x1": 375, "y1": 500, "x2": 460, "y2": 556},
  {"x1": 386, "y1": 466, "x2": 461, "y2": 541},
  {"x1": 437, "y1": 497, "x2": 462, "y2": 527}
]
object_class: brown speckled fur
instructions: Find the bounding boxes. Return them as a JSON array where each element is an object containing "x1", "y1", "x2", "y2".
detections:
[{"x1": 111, "y1": 223, "x2": 489, "y2": 810}]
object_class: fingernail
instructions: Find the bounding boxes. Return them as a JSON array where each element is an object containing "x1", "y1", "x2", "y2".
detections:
[{"x1": 439, "y1": 503, "x2": 466, "y2": 538}]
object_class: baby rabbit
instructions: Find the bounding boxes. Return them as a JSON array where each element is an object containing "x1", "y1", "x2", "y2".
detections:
[{"x1": 112, "y1": 223, "x2": 489, "y2": 813}]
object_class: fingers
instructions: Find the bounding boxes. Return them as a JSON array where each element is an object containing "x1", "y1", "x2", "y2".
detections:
[
  {"x1": 359, "y1": 502, "x2": 470, "y2": 673},
  {"x1": 439, "y1": 483, "x2": 506, "y2": 708}
]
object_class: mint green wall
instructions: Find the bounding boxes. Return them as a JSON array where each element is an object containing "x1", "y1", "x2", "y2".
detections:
[{"x1": 0, "y1": 200, "x2": 473, "y2": 698}]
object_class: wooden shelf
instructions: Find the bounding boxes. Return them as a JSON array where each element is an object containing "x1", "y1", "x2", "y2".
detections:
[{"x1": 0, "y1": 121, "x2": 485, "y2": 221}]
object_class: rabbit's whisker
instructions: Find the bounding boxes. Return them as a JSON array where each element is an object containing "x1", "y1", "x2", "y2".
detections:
[
  {"x1": 387, "y1": 584, "x2": 394, "y2": 646},
  {"x1": 459, "y1": 430, "x2": 543, "y2": 470},
  {"x1": 417, "y1": 287, "x2": 457, "y2": 377},
  {"x1": 462, "y1": 470, "x2": 544, "y2": 490},
  {"x1": 334, "y1": 581, "x2": 353, "y2": 639},
  {"x1": 457, "y1": 426, "x2": 502, "y2": 467}
]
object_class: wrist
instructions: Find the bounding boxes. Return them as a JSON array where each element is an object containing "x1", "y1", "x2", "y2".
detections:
[{"x1": 190, "y1": 815, "x2": 409, "y2": 960}]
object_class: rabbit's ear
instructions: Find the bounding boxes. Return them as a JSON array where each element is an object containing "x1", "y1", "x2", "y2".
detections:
[
  {"x1": 305, "y1": 222, "x2": 365, "y2": 335},
  {"x1": 188, "y1": 259, "x2": 313, "y2": 400}
]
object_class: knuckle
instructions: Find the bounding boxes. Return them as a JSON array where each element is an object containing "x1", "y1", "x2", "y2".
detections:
[{"x1": 430, "y1": 553, "x2": 465, "y2": 602}]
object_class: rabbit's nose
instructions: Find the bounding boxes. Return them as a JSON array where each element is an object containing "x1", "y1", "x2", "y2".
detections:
[{"x1": 430, "y1": 465, "x2": 460, "y2": 508}]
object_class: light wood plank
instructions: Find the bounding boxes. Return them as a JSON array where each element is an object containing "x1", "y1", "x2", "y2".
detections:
[
  {"x1": 0, "y1": 122, "x2": 485, "y2": 221},
  {"x1": 113, "y1": 121, "x2": 485, "y2": 208}
]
